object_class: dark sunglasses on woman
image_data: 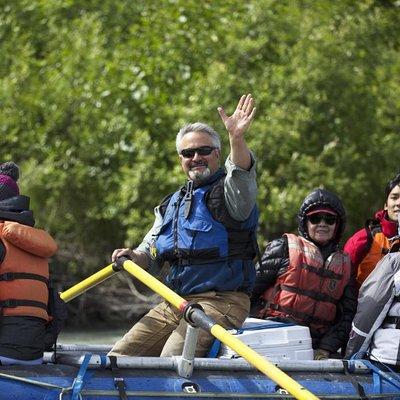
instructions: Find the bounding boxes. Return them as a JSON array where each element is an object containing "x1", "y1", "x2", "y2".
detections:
[
  {"x1": 180, "y1": 146, "x2": 216, "y2": 158},
  {"x1": 308, "y1": 213, "x2": 337, "y2": 225}
]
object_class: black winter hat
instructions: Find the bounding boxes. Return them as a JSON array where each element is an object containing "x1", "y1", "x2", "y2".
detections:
[
  {"x1": 297, "y1": 188, "x2": 346, "y2": 244},
  {"x1": 0, "y1": 162, "x2": 20, "y2": 201}
]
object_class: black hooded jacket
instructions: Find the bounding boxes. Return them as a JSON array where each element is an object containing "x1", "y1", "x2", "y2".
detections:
[
  {"x1": 251, "y1": 189, "x2": 358, "y2": 354},
  {"x1": 0, "y1": 195, "x2": 35, "y2": 262}
]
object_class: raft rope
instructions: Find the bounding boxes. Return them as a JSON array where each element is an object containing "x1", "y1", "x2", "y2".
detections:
[
  {"x1": 0, "y1": 371, "x2": 73, "y2": 397},
  {"x1": 363, "y1": 360, "x2": 400, "y2": 392},
  {"x1": 348, "y1": 353, "x2": 400, "y2": 394},
  {"x1": 0, "y1": 354, "x2": 91, "y2": 399}
]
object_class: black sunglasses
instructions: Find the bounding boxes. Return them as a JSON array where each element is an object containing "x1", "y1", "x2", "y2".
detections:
[
  {"x1": 308, "y1": 214, "x2": 337, "y2": 225},
  {"x1": 180, "y1": 146, "x2": 216, "y2": 159}
]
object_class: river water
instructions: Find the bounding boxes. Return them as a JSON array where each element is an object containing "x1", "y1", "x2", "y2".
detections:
[{"x1": 58, "y1": 327, "x2": 130, "y2": 345}]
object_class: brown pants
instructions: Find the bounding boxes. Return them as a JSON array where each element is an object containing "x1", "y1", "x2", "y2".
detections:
[{"x1": 108, "y1": 291, "x2": 249, "y2": 357}]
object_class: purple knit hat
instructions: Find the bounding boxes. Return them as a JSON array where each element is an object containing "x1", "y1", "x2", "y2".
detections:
[{"x1": 0, "y1": 162, "x2": 20, "y2": 201}]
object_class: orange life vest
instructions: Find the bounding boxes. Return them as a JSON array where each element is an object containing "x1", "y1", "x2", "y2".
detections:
[
  {"x1": 357, "y1": 224, "x2": 400, "y2": 284},
  {"x1": 0, "y1": 221, "x2": 57, "y2": 320},
  {"x1": 261, "y1": 233, "x2": 351, "y2": 333}
]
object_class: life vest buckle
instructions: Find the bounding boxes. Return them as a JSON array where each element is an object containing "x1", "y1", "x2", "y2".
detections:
[
  {"x1": 1, "y1": 299, "x2": 18, "y2": 308},
  {"x1": 384, "y1": 316, "x2": 400, "y2": 329},
  {"x1": 0, "y1": 272, "x2": 14, "y2": 281}
]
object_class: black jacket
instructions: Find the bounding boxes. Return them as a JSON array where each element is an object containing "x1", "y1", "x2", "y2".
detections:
[{"x1": 0, "y1": 195, "x2": 35, "y2": 262}]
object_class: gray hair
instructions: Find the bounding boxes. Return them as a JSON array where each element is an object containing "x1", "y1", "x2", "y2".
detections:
[{"x1": 176, "y1": 122, "x2": 221, "y2": 154}]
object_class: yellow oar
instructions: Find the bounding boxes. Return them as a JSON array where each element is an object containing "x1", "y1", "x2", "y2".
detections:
[
  {"x1": 60, "y1": 258, "x2": 319, "y2": 399},
  {"x1": 119, "y1": 258, "x2": 319, "y2": 400},
  {"x1": 60, "y1": 264, "x2": 118, "y2": 303}
]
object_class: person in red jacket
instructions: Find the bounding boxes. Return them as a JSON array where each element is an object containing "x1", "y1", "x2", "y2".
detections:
[{"x1": 344, "y1": 173, "x2": 400, "y2": 285}]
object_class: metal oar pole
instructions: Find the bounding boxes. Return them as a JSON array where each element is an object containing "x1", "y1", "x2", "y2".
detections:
[
  {"x1": 60, "y1": 264, "x2": 119, "y2": 303},
  {"x1": 118, "y1": 257, "x2": 319, "y2": 400}
]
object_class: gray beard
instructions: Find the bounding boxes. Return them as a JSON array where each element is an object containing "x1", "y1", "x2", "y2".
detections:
[{"x1": 189, "y1": 167, "x2": 211, "y2": 182}]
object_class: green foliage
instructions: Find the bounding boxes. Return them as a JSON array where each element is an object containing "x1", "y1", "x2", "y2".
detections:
[{"x1": 1, "y1": 0, "x2": 400, "y2": 290}]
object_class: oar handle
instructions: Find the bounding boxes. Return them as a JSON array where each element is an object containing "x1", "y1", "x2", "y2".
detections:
[{"x1": 114, "y1": 255, "x2": 131, "y2": 270}]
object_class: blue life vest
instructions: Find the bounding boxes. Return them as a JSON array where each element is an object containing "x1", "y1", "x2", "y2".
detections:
[{"x1": 153, "y1": 170, "x2": 258, "y2": 296}]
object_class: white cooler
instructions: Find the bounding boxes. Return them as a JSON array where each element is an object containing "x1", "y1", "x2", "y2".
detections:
[{"x1": 218, "y1": 318, "x2": 314, "y2": 361}]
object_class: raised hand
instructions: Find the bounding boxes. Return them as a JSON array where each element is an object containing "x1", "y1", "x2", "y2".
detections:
[{"x1": 217, "y1": 94, "x2": 256, "y2": 140}]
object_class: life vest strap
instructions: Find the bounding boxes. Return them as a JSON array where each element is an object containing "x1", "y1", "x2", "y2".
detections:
[
  {"x1": 164, "y1": 247, "x2": 254, "y2": 266},
  {"x1": 280, "y1": 284, "x2": 339, "y2": 304},
  {"x1": 269, "y1": 303, "x2": 332, "y2": 326},
  {"x1": 365, "y1": 218, "x2": 382, "y2": 237},
  {"x1": 0, "y1": 272, "x2": 48, "y2": 284},
  {"x1": 0, "y1": 299, "x2": 48, "y2": 311},
  {"x1": 384, "y1": 316, "x2": 400, "y2": 329},
  {"x1": 300, "y1": 263, "x2": 343, "y2": 280}
]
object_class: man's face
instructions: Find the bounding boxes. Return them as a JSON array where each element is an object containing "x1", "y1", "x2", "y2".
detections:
[
  {"x1": 385, "y1": 184, "x2": 400, "y2": 222},
  {"x1": 178, "y1": 131, "x2": 220, "y2": 181}
]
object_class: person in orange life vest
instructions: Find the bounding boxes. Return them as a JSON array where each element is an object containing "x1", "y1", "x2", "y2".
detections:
[
  {"x1": 251, "y1": 189, "x2": 358, "y2": 360},
  {"x1": 0, "y1": 162, "x2": 57, "y2": 365},
  {"x1": 344, "y1": 172, "x2": 400, "y2": 286}
]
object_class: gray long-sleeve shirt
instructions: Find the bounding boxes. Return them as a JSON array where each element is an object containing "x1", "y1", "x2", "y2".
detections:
[
  {"x1": 346, "y1": 253, "x2": 400, "y2": 363},
  {"x1": 137, "y1": 153, "x2": 257, "y2": 257}
]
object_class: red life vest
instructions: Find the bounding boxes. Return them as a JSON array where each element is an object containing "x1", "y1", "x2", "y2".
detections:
[
  {"x1": 0, "y1": 221, "x2": 58, "y2": 320},
  {"x1": 357, "y1": 222, "x2": 400, "y2": 284},
  {"x1": 261, "y1": 233, "x2": 351, "y2": 333}
]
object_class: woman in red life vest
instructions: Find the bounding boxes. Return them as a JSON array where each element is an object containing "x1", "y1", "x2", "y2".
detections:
[
  {"x1": 0, "y1": 162, "x2": 57, "y2": 365},
  {"x1": 251, "y1": 189, "x2": 358, "y2": 360}
]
